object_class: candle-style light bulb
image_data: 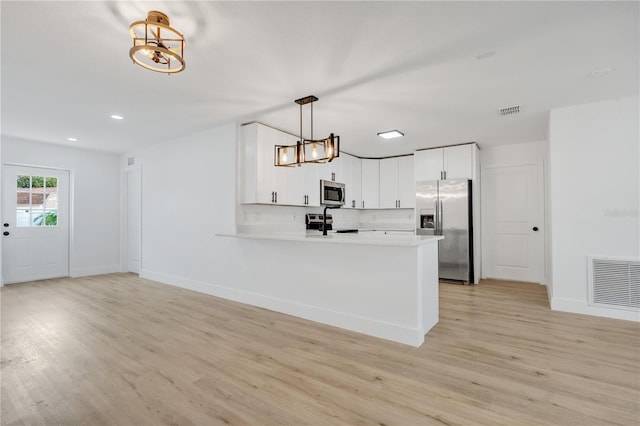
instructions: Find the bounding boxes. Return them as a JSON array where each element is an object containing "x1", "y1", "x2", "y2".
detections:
[
  {"x1": 282, "y1": 147, "x2": 288, "y2": 163},
  {"x1": 311, "y1": 143, "x2": 318, "y2": 159}
]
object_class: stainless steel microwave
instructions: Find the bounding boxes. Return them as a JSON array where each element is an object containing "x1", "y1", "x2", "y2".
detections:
[{"x1": 320, "y1": 180, "x2": 345, "y2": 206}]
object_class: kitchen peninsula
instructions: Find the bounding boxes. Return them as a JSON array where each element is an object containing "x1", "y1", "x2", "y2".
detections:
[{"x1": 217, "y1": 232, "x2": 443, "y2": 346}]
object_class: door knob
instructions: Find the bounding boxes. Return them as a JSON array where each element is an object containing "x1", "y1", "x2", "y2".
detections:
[
  {"x1": 532, "y1": 226, "x2": 539, "y2": 231},
  {"x1": 3, "y1": 231, "x2": 9, "y2": 236}
]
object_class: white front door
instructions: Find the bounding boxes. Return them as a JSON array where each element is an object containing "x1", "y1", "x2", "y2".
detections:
[
  {"x1": 2, "y1": 165, "x2": 70, "y2": 284},
  {"x1": 482, "y1": 163, "x2": 544, "y2": 283}
]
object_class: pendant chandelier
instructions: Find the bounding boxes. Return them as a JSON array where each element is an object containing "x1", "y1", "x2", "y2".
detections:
[
  {"x1": 129, "y1": 11, "x2": 185, "y2": 74},
  {"x1": 275, "y1": 96, "x2": 340, "y2": 167}
]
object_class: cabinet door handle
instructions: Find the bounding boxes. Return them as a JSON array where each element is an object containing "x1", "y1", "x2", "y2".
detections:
[
  {"x1": 398, "y1": 200, "x2": 401, "y2": 208},
  {"x1": 275, "y1": 192, "x2": 278, "y2": 203},
  {"x1": 444, "y1": 170, "x2": 447, "y2": 180},
  {"x1": 362, "y1": 201, "x2": 365, "y2": 208},
  {"x1": 352, "y1": 200, "x2": 355, "y2": 208},
  {"x1": 271, "y1": 191, "x2": 274, "y2": 203}
]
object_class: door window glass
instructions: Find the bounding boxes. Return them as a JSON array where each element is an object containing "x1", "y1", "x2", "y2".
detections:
[{"x1": 16, "y1": 175, "x2": 58, "y2": 227}]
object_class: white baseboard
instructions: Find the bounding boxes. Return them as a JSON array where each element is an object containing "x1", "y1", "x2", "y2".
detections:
[
  {"x1": 70, "y1": 264, "x2": 120, "y2": 278},
  {"x1": 140, "y1": 269, "x2": 425, "y2": 347},
  {"x1": 550, "y1": 296, "x2": 639, "y2": 322}
]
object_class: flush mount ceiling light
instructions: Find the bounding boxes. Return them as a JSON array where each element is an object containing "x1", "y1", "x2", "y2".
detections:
[
  {"x1": 129, "y1": 11, "x2": 185, "y2": 74},
  {"x1": 377, "y1": 130, "x2": 404, "y2": 139},
  {"x1": 274, "y1": 95, "x2": 340, "y2": 167},
  {"x1": 67, "y1": 137, "x2": 78, "y2": 142},
  {"x1": 111, "y1": 114, "x2": 124, "y2": 120}
]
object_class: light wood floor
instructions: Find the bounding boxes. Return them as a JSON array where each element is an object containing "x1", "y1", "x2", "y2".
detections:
[{"x1": 2, "y1": 274, "x2": 639, "y2": 425}]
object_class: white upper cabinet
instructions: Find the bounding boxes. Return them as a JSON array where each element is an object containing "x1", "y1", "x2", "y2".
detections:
[
  {"x1": 242, "y1": 123, "x2": 288, "y2": 204},
  {"x1": 380, "y1": 156, "x2": 415, "y2": 208},
  {"x1": 303, "y1": 162, "x2": 320, "y2": 206},
  {"x1": 285, "y1": 134, "x2": 307, "y2": 206},
  {"x1": 348, "y1": 155, "x2": 362, "y2": 209},
  {"x1": 241, "y1": 122, "x2": 327, "y2": 206},
  {"x1": 361, "y1": 159, "x2": 380, "y2": 209},
  {"x1": 339, "y1": 153, "x2": 361, "y2": 209},
  {"x1": 443, "y1": 144, "x2": 474, "y2": 180},
  {"x1": 397, "y1": 155, "x2": 415, "y2": 208},
  {"x1": 317, "y1": 154, "x2": 341, "y2": 182},
  {"x1": 414, "y1": 149, "x2": 443, "y2": 181},
  {"x1": 379, "y1": 158, "x2": 399, "y2": 208},
  {"x1": 415, "y1": 144, "x2": 477, "y2": 181}
]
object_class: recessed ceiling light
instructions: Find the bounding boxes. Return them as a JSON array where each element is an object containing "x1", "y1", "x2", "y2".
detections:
[
  {"x1": 67, "y1": 137, "x2": 78, "y2": 142},
  {"x1": 377, "y1": 130, "x2": 404, "y2": 139},
  {"x1": 590, "y1": 67, "x2": 615, "y2": 77},
  {"x1": 111, "y1": 114, "x2": 124, "y2": 120},
  {"x1": 476, "y1": 50, "x2": 496, "y2": 60}
]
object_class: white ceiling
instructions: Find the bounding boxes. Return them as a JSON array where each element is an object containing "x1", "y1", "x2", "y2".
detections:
[{"x1": 1, "y1": 1, "x2": 638, "y2": 157}]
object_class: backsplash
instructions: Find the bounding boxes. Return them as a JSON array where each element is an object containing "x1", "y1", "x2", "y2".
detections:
[
  {"x1": 359, "y1": 209, "x2": 415, "y2": 231},
  {"x1": 236, "y1": 204, "x2": 413, "y2": 233}
]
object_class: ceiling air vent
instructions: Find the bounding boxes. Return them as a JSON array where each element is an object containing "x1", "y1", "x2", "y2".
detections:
[{"x1": 498, "y1": 105, "x2": 520, "y2": 116}]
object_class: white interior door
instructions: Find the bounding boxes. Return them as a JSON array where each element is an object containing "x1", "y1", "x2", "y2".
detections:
[
  {"x1": 127, "y1": 170, "x2": 141, "y2": 273},
  {"x1": 2, "y1": 165, "x2": 70, "y2": 284},
  {"x1": 482, "y1": 163, "x2": 544, "y2": 283}
]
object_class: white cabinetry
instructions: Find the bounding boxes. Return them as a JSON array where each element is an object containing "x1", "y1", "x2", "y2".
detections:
[
  {"x1": 379, "y1": 155, "x2": 415, "y2": 208},
  {"x1": 415, "y1": 144, "x2": 476, "y2": 181},
  {"x1": 361, "y1": 159, "x2": 380, "y2": 209},
  {"x1": 285, "y1": 134, "x2": 320, "y2": 206},
  {"x1": 340, "y1": 154, "x2": 361, "y2": 209},
  {"x1": 241, "y1": 123, "x2": 288, "y2": 204},
  {"x1": 398, "y1": 155, "x2": 415, "y2": 208},
  {"x1": 317, "y1": 155, "x2": 342, "y2": 183},
  {"x1": 302, "y1": 163, "x2": 320, "y2": 206}
]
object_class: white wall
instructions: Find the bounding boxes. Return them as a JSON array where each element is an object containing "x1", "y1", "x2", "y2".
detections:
[
  {"x1": 481, "y1": 140, "x2": 547, "y2": 167},
  {"x1": 548, "y1": 96, "x2": 639, "y2": 321},
  {"x1": 131, "y1": 124, "x2": 237, "y2": 286},
  {"x1": 1, "y1": 137, "x2": 121, "y2": 276}
]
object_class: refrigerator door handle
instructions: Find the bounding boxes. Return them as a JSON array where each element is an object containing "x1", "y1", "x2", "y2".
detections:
[
  {"x1": 434, "y1": 201, "x2": 439, "y2": 235},
  {"x1": 439, "y1": 200, "x2": 444, "y2": 235}
]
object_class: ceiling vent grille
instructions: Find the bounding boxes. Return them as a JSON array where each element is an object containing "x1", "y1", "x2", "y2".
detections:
[
  {"x1": 498, "y1": 105, "x2": 520, "y2": 116},
  {"x1": 588, "y1": 257, "x2": 640, "y2": 311}
]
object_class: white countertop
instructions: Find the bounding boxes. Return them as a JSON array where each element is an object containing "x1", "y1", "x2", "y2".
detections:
[{"x1": 216, "y1": 232, "x2": 443, "y2": 247}]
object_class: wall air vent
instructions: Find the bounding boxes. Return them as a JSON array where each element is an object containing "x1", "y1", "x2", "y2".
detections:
[
  {"x1": 128, "y1": 157, "x2": 135, "y2": 166},
  {"x1": 588, "y1": 257, "x2": 640, "y2": 311},
  {"x1": 498, "y1": 105, "x2": 520, "y2": 116}
]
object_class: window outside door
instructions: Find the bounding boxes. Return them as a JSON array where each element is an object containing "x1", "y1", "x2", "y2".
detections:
[{"x1": 2, "y1": 165, "x2": 70, "y2": 284}]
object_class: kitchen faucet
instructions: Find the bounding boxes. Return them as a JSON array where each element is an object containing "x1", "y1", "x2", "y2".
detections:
[{"x1": 323, "y1": 205, "x2": 340, "y2": 236}]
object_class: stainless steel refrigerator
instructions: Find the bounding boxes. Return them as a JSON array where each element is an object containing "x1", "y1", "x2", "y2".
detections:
[{"x1": 416, "y1": 179, "x2": 473, "y2": 283}]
